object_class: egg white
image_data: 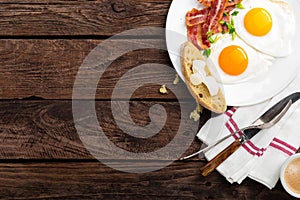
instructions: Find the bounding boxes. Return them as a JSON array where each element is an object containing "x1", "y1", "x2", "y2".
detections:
[
  {"x1": 233, "y1": 0, "x2": 295, "y2": 57},
  {"x1": 206, "y1": 34, "x2": 274, "y2": 84}
]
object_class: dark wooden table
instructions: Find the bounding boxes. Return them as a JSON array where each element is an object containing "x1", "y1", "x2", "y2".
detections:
[{"x1": 0, "y1": 0, "x2": 296, "y2": 199}]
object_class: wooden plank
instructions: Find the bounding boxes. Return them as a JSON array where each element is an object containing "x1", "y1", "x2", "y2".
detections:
[
  {"x1": 0, "y1": 161, "x2": 292, "y2": 199},
  {"x1": 0, "y1": 100, "x2": 208, "y2": 159},
  {"x1": 0, "y1": 39, "x2": 191, "y2": 100},
  {"x1": 0, "y1": 0, "x2": 171, "y2": 36}
]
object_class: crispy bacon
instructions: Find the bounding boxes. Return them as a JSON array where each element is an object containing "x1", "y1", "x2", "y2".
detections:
[
  {"x1": 202, "y1": 0, "x2": 228, "y2": 34},
  {"x1": 222, "y1": 12, "x2": 231, "y2": 23},
  {"x1": 186, "y1": 8, "x2": 209, "y2": 27},
  {"x1": 227, "y1": 0, "x2": 242, "y2": 7},
  {"x1": 198, "y1": 0, "x2": 241, "y2": 7},
  {"x1": 187, "y1": 0, "x2": 241, "y2": 50},
  {"x1": 187, "y1": 25, "x2": 210, "y2": 50},
  {"x1": 199, "y1": 0, "x2": 228, "y2": 48},
  {"x1": 215, "y1": 10, "x2": 231, "y2": 33},
  {"x1": 224, "y1": 5, "x2": 235, "y2": 13},
  {"x1": 197, "y1": 0, "x2": 213, "y2": 7}
]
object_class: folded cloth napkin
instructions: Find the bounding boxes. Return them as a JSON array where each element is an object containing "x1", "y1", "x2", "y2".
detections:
[
  {"x1": 248, "y1": 106, "x2": 300, "y2": 189},
  {"x1": 197, "y1": 72, "x2": 300, "y2": 189}
]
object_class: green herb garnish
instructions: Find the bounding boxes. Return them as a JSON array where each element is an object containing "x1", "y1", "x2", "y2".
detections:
[
  {"x1": 224, "y1": 18, "x2": 236, "y2": 40},
  {"x1": 208, "y1": 36, "x2": 214, "y2": 43},
  {"x1": 203, "y1": 49, "x2": 211, "y2": 57},
  {"x1": 231, "y1": 11, "x2": 239, "y2": 16},
  {"x1": 208, "y1": 34, "x2": 220, "y2": 44},
  {"x1": 235, "y1": 2, "x2": 245, "y2": 9},
  {"x1": 231, "y1": 31, "x2": 237, "y2": 40}
]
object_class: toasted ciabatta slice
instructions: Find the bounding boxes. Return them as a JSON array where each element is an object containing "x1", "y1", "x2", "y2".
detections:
[{"x1": 181, "y1": 42, "x2": 227, "y2": 114}]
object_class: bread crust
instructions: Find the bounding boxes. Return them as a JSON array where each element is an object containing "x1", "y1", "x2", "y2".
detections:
[{"x1": 181, "y1": 42, "x2": 227, "y2": 114}]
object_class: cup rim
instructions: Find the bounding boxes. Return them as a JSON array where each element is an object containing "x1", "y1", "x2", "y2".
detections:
[{"x1": 280, "y1": 153, "x2": 300, "y2": 198}]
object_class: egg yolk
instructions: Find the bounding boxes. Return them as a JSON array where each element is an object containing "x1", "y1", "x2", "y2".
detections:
[
  {"x1": 218, "y1": 45, "x2": 248, "y2": 76},
  {"x1": 244, "y1": 8, "x2": 272, "y2": 36}
]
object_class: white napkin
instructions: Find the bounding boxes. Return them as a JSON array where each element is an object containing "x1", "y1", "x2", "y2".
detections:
[
  {"x1": 248, "y1": 106, "x2": 300, "y2": 189},
  {"x1": 197, "y1": 72, "x2": 300, "y2": 189}
]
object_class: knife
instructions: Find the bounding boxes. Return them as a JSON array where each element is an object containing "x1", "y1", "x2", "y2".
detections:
[
  {"x1": 200, "y1": 92, "x2": 300, "y2": 176},
  {"x1": 181, "y1": 92, "x2": 300, "y2": 161}
]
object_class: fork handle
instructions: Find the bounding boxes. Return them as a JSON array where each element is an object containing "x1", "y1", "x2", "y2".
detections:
[{"x1": 200, "y1": 140, "x2": 241, "y2": 176}]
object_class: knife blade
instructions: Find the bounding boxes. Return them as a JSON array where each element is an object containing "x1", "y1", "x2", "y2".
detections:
[{"x1": 200, "y1": 92, "x2": 300, "y2": 176}]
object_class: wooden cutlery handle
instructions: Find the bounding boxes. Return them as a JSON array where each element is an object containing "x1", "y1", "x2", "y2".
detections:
[{"x1": 200, "y1": 140, "x2": 241, "y2": 176}]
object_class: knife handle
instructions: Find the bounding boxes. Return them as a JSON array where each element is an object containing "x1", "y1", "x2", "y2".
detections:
[{"x1": 200, "y1": 140, "x2": 241, "y2": 176}]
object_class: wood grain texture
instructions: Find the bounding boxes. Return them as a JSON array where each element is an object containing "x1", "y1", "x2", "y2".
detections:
[
  {"x1": 0, "y1": 0, "x2": 171, "y2": 36},
  {"x1": 0, "y1": 39, "x2": 191, "y2": 100},
  {"x1": 0, "y1": 0, "x2": 292, "y2": 198},
  {"x1": 0, "y1": 100, "x2": 207, "y2": 159},
  {"x1": 0, "y1": 161, "x2": 294, "y2": 200},
  {"x1": 200, "y1": 140, "x2": 241, "y2": 176}
]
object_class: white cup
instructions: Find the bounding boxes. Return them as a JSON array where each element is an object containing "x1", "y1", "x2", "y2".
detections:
[{"x1": 280, "y1": 153, "x2": 300, "y2": 198}]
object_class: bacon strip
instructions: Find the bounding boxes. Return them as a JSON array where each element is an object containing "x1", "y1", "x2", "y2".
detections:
[
  {"x1": 202, "y1": 0, "x2": 228, "y2": 33},
  {"x1": 227, "y1": 0, "x2": 242, "y2": 7},
  {"x1": 215, "y1": 10, "x2": 231, "y2": 33},
  {"x1": 224, "y1": 5, "x2": 236, "y2": 13},
  {"x1": 198, "y1": 0, "x2": 241, "y2": 7},
  {"x1": 187, "y1": 24, "x2": 210, "y2": 50},
  {"x1": 187, "y1": 0, "x2": 241, "y2": 50},
  {"x1": 197, "y1": 0, "x2": 213, "y2": 7},
  {"x1": 200, "y1": 0, "x2": 228, "y2": 48},
  {"x1": 186, "y1": 8, "x2": 209, "y2": 27}
]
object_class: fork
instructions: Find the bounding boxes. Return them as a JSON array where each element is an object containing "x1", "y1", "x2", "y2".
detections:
[{"x1": 180, "y1": 98, "x2": 293, "y2": 161}]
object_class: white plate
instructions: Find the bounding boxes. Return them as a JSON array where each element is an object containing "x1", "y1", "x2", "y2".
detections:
[{"x1": 166, "y1": 0, "x2": 300, "y2": 106}]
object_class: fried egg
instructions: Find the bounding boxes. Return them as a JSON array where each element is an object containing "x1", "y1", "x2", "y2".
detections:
[
  {"x1": 233, "y1": 0, "x2": 295, "y2": 57},
  {"x1": 206, "y1": 34, "x2": 274, "y2": 84}
]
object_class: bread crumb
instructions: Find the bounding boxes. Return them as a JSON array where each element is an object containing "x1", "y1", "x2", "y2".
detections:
[
  {"x1": 159, "y1": 85, "x2": 168, "y2": 94},
  {"x1": 196, "y1": 104, "x2": 203, "y2": 113},
  {"x1": 190, "y1": 104, "x2": 203, "y2": 122},
  {"x1": 173, "y1": 74, "x2": 180, "y2": 85},
  {"x1": 190, "y1": 109, "x2": 200, "y2": 122}
]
